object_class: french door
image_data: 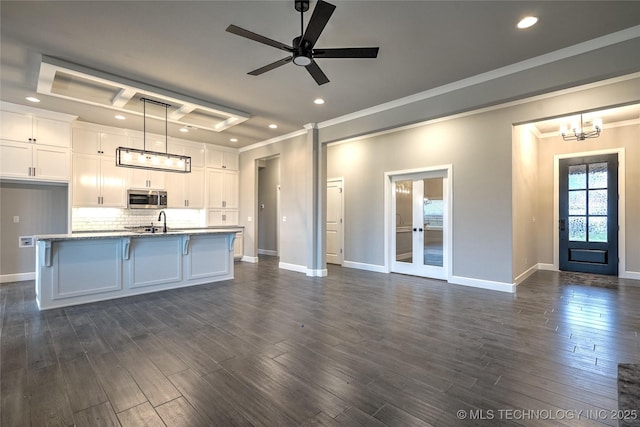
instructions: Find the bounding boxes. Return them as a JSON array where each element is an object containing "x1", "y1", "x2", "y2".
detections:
[
  {"x1": 391, "y1": 170, "x2": 448, "y2": 280},
  {"x1": 559, "y1": 154, "x2": 618, "y2": 275}
]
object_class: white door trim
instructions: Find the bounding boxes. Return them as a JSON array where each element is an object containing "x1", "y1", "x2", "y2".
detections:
[
  {"x1": 553, "y1": 148, "x2": 626, "y2": 276},
  {"x1": 384, "y1": 165, "x2": 453, "y2": 280}
]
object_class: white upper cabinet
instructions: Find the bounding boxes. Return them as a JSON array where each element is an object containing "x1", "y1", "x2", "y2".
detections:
[
  {"x1": 169, "y1": 139, "x2": 205, "y2": 168},
  {"x1": 72, "y1": 153, "x2": 127, "y2": 207},
  {"x1": 0, "y1": 140, "x2": 70, "y2": 181},
  {"x1": 72, "y1": 127, "x2": 127, "y2": 156},
  {"x1": 1, "y1": 110, "x2": 70, "y2": 147},
  {"x1": 207, "y1": 169, "x2": 238, "y2": 209},
  {"x1": 206, "y1": 147, "x2": 238, "y2": 170},
  {"x1": 166, "y1": 167, "x2": 204, "y2": 208}
]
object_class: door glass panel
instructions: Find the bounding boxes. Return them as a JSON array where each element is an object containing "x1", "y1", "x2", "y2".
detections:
[
  {"x1": 423, "y1": 177, "x2": 443, "y2": 267},
  {"x1": 569, "y1": 216, "x2": 586, "y2": 241},
  {"x1": 568, "y1": 191, "x2": 586, "y2": 215},
  {"x1": 568, "y1": 164, "x2": 587, "y2": 189},
  {"x1": 588, "y1": 162, "x2": 608, "y2": 188},
  {"x1": 395, "y1": 180, "x2": 413, "y2": 263},
  {"x1": 588, "y1": 189, "x2": 607, "y2": 215},
  {"x1": 588, "y1": 217, "x2": 607, "y2": 242}
]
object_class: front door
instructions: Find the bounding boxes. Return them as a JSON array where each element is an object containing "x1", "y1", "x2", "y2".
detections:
[
  {"x1": 391, "y1": 170, "x2": 448, "y2": 280},
  {"x1": 559, "y1": 154, "x2": 618, "y2": 275}
]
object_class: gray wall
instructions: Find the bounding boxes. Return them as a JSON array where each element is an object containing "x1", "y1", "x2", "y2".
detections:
[
  {"x1": 326, "y1": 76, "x2": 640, "y2": 284},
  {"x1": 0, "y1": 182, "x2": 68, "y2": 276},
  {"x1": 239, "y1": 132, "x2": 311, "y2": 268},
  {"x1": 257, "y1": 157, "x2": 280, "y2": 254}
]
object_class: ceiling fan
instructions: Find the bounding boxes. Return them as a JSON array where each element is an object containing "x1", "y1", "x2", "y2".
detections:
[{"x1": 226, "y1": 0, "x2": 379, "y2": 85}]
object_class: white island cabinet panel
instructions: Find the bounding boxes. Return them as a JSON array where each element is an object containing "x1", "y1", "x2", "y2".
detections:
[
  {"x1": 52, "y1": 239, "x2": 123, "y2": 299},
  {"x1": 35, "y1": 228, "x2": 241, "y2": 310},
  {"x1": 186, "y1": 234, "x2": 230, "y2": 281},
  {"x1": 130, "y1": 236, "x2": 182, "y2": 288}
]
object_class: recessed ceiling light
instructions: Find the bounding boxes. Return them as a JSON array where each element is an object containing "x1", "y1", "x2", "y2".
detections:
[
  {"x1": 25, "y1": 96, "x2": 40, "y2": 103},
  {"x1": 179, "y1": 127, "x2": 189, "y2": 133},
  {"x1": 115, "y1": 115, "x2": 126, "y2": 120},
  {"x1": 314, "y1": 98, "x2": 325, "y2": 105},
  {"x1": 269, "y1": 124, "x2": 278, "y2": 129},
  {"x1": 230, "y1": 138, "x2": 238, "y2": 142},
  {"x1": 517, "y1": 16, "x2": 538, "y2": 29}
]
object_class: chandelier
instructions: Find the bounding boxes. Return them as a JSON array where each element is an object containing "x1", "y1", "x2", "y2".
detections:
[
  {"x1": 116, "y1": 98, "x2": 191, "y2": 173},
  {"x1": 560, "y1": 114, "x2": 603, "y2": 141}
]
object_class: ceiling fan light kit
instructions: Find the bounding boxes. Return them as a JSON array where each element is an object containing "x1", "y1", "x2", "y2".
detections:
[{"x1": 226, "y1": 0, "x2": 379, "y2": 85}]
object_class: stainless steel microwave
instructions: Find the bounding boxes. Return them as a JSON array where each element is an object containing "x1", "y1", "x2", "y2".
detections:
[{"x1": 127, "y1": 189, "x2": 168, "y2": 209}]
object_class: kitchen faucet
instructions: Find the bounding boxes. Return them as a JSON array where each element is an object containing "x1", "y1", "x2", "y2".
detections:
[{"x1": 158, "y1": 211, "x2": 167, "y2": 233}]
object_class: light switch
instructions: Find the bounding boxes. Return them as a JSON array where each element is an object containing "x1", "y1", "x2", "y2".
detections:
[
  {"x1": 247, "y1": 216, "x2": 252, "y2": 222},
  {"x1": 13, "y1": 216, "x2": 19, "y2": 223},
  {"x1": 282, "y1": 216, "x2": 287, "y2": 222}
]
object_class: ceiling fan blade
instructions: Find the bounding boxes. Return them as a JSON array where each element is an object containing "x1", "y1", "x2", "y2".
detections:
[
  {"x1": 248, "y1": 57, "x2": 293, "y2": 76},
  {"x1": 305, "y1": 61, "x2": 329, "y2": 85},
  {"x1": 226, "y1": 24, "x2": 292, "y2": 52},
  {"x1": 313, "y1": 47, "x2": 379, "y2": 58},
  {"x1": 302, "y1": 0, "x2": 336, "y2": 48}
]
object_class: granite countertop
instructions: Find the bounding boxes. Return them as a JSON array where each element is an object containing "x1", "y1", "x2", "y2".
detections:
[{"x1": 35, "y1": 227, "x2": 244, "y2": 241}]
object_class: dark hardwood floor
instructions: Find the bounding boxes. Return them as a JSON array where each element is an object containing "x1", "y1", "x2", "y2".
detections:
[{"x1": 2, "y1": 256, "x2": 639, "y2": 426}]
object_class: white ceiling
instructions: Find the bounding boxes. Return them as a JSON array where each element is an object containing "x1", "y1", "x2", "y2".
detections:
[{"x1": 2, "y1": 1, "x2": 640, "y2": 148}]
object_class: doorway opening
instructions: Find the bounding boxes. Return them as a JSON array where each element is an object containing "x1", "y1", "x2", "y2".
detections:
[
  {"x1": 387, "y1": 166, "x2": 451, "y2": 281},
  {"x1": 257, "y1": 156, "x2": 280, "y2": 258}
]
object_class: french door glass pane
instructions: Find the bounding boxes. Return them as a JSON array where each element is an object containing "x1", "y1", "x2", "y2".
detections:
[
  {"x1": 395, "y1": 180, "x2": 413, "y2": 263},
  {"x1": 588, "y1": 162, "x2": 608, "y2": 188},
  {"x1": 568, "y1": 165, "x2": 587, "y2": 190},
  {"x1": 588, "y1": 190, "x2": 608, "y2": 215},
  {"x1": 588, "y1": 217, "x2": 607, "y2": 242},
  {"x1": 569, "y1": 216, "x2": 586, "y2": 241},
  {"x1": 568, "y1": 191, "x2": 586, "y2": 215},
  {"x1": 423, "y1": 177, "x2": 443, "y2": 267}
]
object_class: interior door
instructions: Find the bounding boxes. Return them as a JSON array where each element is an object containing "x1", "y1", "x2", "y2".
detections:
[
  {"x1": 559, "y1": 154, "x2": 618, "y2": 275},
  {"x1": 326, "y1": 179, "x2": 344, "y2": 265},
  {"x1": 392, "y1": 171, "x2": 447, "y2": 280}
]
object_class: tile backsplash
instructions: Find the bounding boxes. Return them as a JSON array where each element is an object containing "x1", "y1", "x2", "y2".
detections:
[{"x1": 72, "y1": 208, "x2": 204, "y2": 231}]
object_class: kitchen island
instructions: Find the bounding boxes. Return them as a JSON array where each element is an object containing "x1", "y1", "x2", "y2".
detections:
[{"x1": 35, "y1": 228, "x2": 242, "y2": 310}]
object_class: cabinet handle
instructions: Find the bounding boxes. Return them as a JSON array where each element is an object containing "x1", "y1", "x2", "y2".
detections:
[
  {"x1": 222, "y1": 201, "x2": 226, "y2": 208},
  {"x1": 28, "y1": 167, "x2": 32, "y2": 176},
  {"x1": 222, "y1": 165, "x2": 226, "y2": 169},
  {"x1": 222, "y1": 214, "x2": 226, "y2": 222},
  {"x1": 32, "y1": 167, "x2": 35, "y2": 176}
]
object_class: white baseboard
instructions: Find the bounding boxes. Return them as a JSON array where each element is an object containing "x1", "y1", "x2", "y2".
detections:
[
  {"x1": 307, "y1": 269, "x2": 328, "y2": 277},
  {"x1": 0, "y1": 272, "x2": 35, "y2": 284},
  {"x1": 449, "y1": 275, "x2": 516, "y2": 293},
  {"x1": 241, "y1": 256, "x2": 259, "y2": 263},
  {"x1": 279, "y1": 262, "x2": 307, "y2": 274},
  {"x1": 258, "y1": 249, "x2": 278, "y2": 256},
  {"x1": 537, "y1": 263, "x2": 557, "y2": 271},
  {"x1": 621, "y1": 270, "x2": 640, "y2": 280},
  {"x1": 514, "y1": 264, "x2": 538, "y2": 285},
  {"x1": 343, "y1": 261, "x2": 388, "y2": 273}
]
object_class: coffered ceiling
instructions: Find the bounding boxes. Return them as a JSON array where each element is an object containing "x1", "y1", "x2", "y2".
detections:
[{"x1": 1, "y1": 1, "x2": 640, "y2": 148}]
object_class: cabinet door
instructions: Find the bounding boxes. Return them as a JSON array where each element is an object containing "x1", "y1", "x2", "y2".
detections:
[
  {"x1": 207, "y1": 209, "x2": 223, "y2": 226},
  {"x1": 72, "y1": 128, "x2": 101, "y2": 155},
  {"x1": 99, "y1": 157, "x2": 127, "y2": 207},
  {"x1": 165, "y1": 173, "x2": 187, "y2": 208},
  {"x1": 73, "y1": 154, "x2": 100, "y2": 206},
  {"x1": 207, "y1": 169, "x2": 224, "y2": 207},
  {"x1": 0, "y1": 141, "x2": 32, "y2": 178},
  {"x1": 100, "y1": 132, "x2": 127, "y2": 156},
  {"x1": 33, "y1": 146, "x2": 70, "y2": 181},
  {"x1": 206, "y1": 148, "x2": 223, "y2": 169},
  {"x1": 0, "y1": 111, "x2": 33, "y2": 142},
  {"x1": 222, "y1": 152, "x2": 239, "y2": 171},
  {"x1": 223, "y1": 170, "x2": 239, "y2": 209},
  {"x1": 186, "y1": 167, "x2": 205, "y2": 208},
  {"x1": 34, "y1": 118, "x2": 70, "y2": 147},
  {"x1": 147, "y1": 169, "x2": 165, "y2": 189}
]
